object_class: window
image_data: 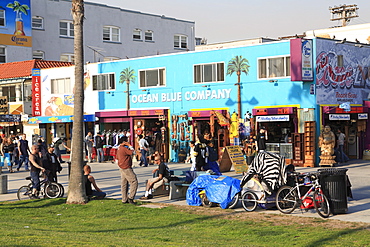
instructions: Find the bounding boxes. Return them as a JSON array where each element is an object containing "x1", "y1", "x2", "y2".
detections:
[
  {"x1": 32, "y1": 16, "x2": 43, "y2": 29},
  {"x1": 337, "y1": 55, "x2": 344, "y2": 67},
  {"x1": 194, "y1": 63, "x2": 224, "y2": 83},
  {"x1": 33, "y1": 51, "x2": 44, "y2": 60},
  {"x1": 51, "y1": 78, "x2": 71, "y2": 94},
  {"x1": 0, "y1": 47, "x2": 5, "y2": 63},
  {"x1": 139, "y1": 68, "x2": 166, "y2": 87},
  {"x1": 59, "y1": 20, "x2": 74, "y2": 37},
  {"x1": 103, "y1": 56, "x2": 120, "y2": 62},
  {"x1": 0, "y1": 10, "x2": 5, "y2": 27},
  {"x1": 23, "y1": 82, "x2": 32, "y2": 101},
  {"x1": 2, "y1": 86, "x2": 16, "y2": 102},
  {"x1": 258, "y1": 56, "x2": 290, "y2": 79},
  {"x1": 133, "y1": 29, "x2": 142, "y2": 40},
  {"x1": 92, "y1": 74, "x2": 115, "y2": 91},
  {"x1": 103, "y1": 26, "x2": 120, "y2": 42},
  {"x1": 174, "y1": 35, "x2": 188, "y2": 49},
  {"x1": 145, "y1": 30, "x2": 153, "y2": 41},
  {"x1": 60, "y1": 53, "x2": 74, "y2": 63}
]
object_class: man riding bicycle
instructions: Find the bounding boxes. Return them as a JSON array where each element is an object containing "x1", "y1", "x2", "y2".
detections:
[{"x1": 29, "y1": 145, "x2": 46, "y2": 199}]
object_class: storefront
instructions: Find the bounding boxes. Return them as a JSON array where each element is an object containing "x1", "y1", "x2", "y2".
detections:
[
  {"x1": 28, "y1": 114, "x2": 95, "y2": 147},
  {"x1": 252, "y1": 107, "x2": 298, "y2": 162},
  {"x1": 321, "y1": 106, "x2": 368, "y2": 159},
  {"x1": 0, "y1": 114, "x2": 22, "y2": 136},
  {"x1": 95, "y1": 109, "x2": 170, "y2": 160}
]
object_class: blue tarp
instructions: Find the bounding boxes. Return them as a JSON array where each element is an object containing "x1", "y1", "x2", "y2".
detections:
[{"x1": 186, "y1": 175, "x2": 241, "y2": 209}]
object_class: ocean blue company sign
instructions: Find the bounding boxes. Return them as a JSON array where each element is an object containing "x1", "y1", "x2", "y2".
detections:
[
  {"x1": 131, "y1": 88, "x2": 232, "y2": 103},
  {"x1": 0, "y1": 0, "x2": 32, "y2": 47}
]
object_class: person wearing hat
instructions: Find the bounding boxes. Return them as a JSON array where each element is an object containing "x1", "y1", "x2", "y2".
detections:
[{"x1": 44, "y1": 144, "x2": 62, "y2": 183}]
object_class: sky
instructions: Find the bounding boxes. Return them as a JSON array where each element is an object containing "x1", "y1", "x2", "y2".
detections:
[{"x1": 88, "y1": 0, "x2": 370, "y2": 44}]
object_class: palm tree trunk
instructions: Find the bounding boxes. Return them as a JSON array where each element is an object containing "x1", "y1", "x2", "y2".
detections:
[
  {"x1": 237, "y1": 72, "x2": 241, "y2": 118},
  {"x1": 67, "y1": 0, "x2": 87, "y2": 204},
  {"x1": 126, "y1": 80, "x2": 130, "y2": 110}
]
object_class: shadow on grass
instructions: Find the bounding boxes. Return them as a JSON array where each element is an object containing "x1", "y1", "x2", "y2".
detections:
[{"x1": 0, "y1": 198, "x2": 67, "y2": 209}]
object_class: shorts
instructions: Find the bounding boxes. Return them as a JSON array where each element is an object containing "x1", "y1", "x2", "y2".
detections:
[{"x1": 149, "y1": 177, "x2": 169, "y2": 190}]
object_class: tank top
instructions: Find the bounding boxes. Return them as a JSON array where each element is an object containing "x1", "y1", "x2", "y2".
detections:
[
  {"x1": 84, "y1": 175, "x2": 92, "y2": 196},
  {"x1": 29, "y1": 153, "x2": 42, "y2": 173}
]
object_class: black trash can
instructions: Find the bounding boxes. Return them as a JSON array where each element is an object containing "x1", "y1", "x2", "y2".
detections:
[{"x1": 318, "y1": 168, "x2": 348, "y2": 214}]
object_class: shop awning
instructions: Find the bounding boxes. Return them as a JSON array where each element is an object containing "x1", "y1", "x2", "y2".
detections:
[{"x1": 28, "y1": 114, "x2": 95, "y2": 124}]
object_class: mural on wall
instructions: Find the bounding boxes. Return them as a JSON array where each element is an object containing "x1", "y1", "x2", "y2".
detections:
[
  {"x1": 42, "y1": 68, "x2": 95, "y2": 116},
  {"x1": 0, "y1": 0, "x2": 32, "y2": 47},
  {"x1": 316, "y1": 39, "x2": 370, "y2": 105},
  {"x1": 119, "y1": 67, "x2": 136, "y2": 110}
]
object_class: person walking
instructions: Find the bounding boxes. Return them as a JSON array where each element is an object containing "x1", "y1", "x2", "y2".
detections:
[
  {"x1": 116, "y1": 136, "x2": 138, "y2": 205},
  {"x1": 17, "y1": 134, "x2": 31, "y2": 171},
  {"x1": 337, "y1": 129, "x2": 349, "y2": 164},
  {"x1": 138, "y1": 134, "x2": 149, "y2": 167},
  {"x1": 95, "y1": 132, "x2": 104, "y2": 163},
  {"x1": 0, "y1": 136, "x2": 15, "y2": 173},
  {"x1": 85, "y1": 132, "x2": 94, "y2": 163}
]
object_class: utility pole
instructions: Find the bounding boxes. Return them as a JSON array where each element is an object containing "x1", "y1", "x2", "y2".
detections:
[{"x1": 329, "y1": 4, "x2": 359, "y2": 27}]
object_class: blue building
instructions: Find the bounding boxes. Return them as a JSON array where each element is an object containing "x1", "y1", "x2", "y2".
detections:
[{"x1": 37, "y1": 37, "x2": 370, "y2": 166}]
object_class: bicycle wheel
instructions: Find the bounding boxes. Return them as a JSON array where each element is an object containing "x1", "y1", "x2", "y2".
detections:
[
  {"x1": 313, "y1": 190, "x2": 331, "y2": 218},
  {"x1": 276, "y1": 186, "x2": 298, "y2": 214},
  {"x1": 45, "y1": 182, "x2": 62, "y2": 199},
  {"x1": 241, "y1": 191, "x2": 257, "y2": 212},
  {"x1": 227, "y1": 193, "x2": 240, "y2": 209},
  {"x1": 57, "y1": 183, "x2": 65, "y2": 198},
  {"x1": 201, "y1": 194, "x2": 216, "y2": 207},
  {"x1": 17, "y1": 186, "x2": 32, "y2": 200}
]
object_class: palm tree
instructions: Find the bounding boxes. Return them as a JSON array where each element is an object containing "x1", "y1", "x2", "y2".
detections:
[
  {"x1": 226, "y1": 55, "x2": 250, "y2": 118},
  {"x1": 119, "y1": 67, "x2": 136, "y2": 110},
  {"x1": 67, "y1": 0, "x2": 87, "y2": 204},
  {"x1": 6, "y1": 1, "x2": 29, "y2": 35}
]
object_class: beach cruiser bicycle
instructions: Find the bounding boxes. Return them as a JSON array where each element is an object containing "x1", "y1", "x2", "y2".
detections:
[
  {"x1": 275, "y1": 172, "x2": 331, "y2": 218},
  {"x1": 17, "y1": 172, "x2": 64, "y2": 200}
]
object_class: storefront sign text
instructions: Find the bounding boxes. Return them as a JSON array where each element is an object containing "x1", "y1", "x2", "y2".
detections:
[
  {"x1": 32, "y1": 69, "x2": 42, "y2": 116},
  {"x1": 0, "y1": 96, "x2": 8, "y2": 114},
  {"x1": 131, "y1": 89, "x2": 232, "y2": 104},
  {"x1": 256, "y1": 115, "x2": 290, "y2": 122},
  {"x1": 329, "y1": 114, "x2": 350, "y2": 120},
  {"x1": 358, "y1": 113, "x2": 368, "y2": 120}
]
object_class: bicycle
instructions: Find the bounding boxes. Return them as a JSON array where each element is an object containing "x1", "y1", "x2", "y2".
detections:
[
  {"x1": 275, "y1": 172, "x2": 331, "y2": 218},
  {"x1": 17, "y1": 173, "x2": 64, "y2": 200}
]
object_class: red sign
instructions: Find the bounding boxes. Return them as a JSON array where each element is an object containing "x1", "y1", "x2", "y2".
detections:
[{"x1": 32, "y1": 69, "x2": 41, "y2": 116}]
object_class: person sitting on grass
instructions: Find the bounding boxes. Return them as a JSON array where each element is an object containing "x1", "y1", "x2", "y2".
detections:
[
  {"x1": 83, "y1": 165, "x2": 106, "y2": 199},
  {"x1": 140, "y1": 155, "x2": 170, "y2": 200}
]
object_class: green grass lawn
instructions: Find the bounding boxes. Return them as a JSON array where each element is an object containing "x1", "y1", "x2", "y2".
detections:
[{"x1": 0, "y1": 198, "x2": 369, "y2": 247}]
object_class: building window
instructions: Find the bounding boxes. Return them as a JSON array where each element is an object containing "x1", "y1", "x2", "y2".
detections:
[
  {"x1": 60, "y1": 53, "x2": 74, "y2": 63},
  {"x1": 337, "y1": 55, "x2": 344, "y2": 67},
  {"x1": 174, "y1": 34, "x2": 187, "y2": 49},
  {"x1": 258, "y1": 56, "x2": 290, "y2": 79},
  {"x1": 33, "y1": 51, "x2": 44, "y2": 60},
  {"x1": 0, "y1": 47, "x2": 5, "y2": 63},
  {"x1": 51, "y1": 78, "x2": 71, "y2": 94},
  {"x1": 32, "y1": 16, "x2": 44, "y2": 29},
  {"x1": 23, "y1": 82, "x2": 32, "y2": 101},
  {"x1": 103, "y1": 26, "x2": 120, "y2": 42},
  {"x1": 59, "y1": 20, "x2": 74, "y2": 37},
  {"x1": 2, "y1": 86, "x2": 16, "y2": 102},
  {"x1": 194, "y1": 63, "x2": 224, "y2": 83},
  {"x1": 133, "y1": 29, "x2": 142, "y2": 40},
  {"x1": 92, "y1": 74, "x2": 115, "y2": 91},
  {"x1": 103, "y1": 56, "x2": 120, "y2": 62},
  {"x1": 139, "y1": 68, "x2": 166, "y2": 87},
  {"x1": 145, "y1": 30, "x2": 153, "y2": 41},
  {"x1": 0, "y1": 10, "x2": 5, "y2": 27}
]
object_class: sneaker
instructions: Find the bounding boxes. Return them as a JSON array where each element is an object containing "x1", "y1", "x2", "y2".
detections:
[
  {"x1": 122, "y1": 200, "x2": 129, "y2": 204},
  {"x1": 127, "y1": 198, "x2": 137, "y2": 205},
  {"x1": 30, "y1": 195, "x2": 39, "y2": 199},
  {"x1": 16, "y1": 168, "x2": 20, "y2": 172}
]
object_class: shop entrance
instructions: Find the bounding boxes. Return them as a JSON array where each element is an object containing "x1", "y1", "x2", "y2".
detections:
[{"x1": 133, "y1": 118, "x2": 168, "y2": 161}]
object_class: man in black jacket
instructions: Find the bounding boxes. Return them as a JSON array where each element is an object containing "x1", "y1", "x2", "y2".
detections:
[{"x1": 43, "y1": 144, "x2": 62, "y2": 183}]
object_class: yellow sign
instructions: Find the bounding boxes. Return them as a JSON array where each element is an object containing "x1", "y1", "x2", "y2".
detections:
[
  {"x1": 0, "y1": 34, "x2": 32, "y2": 47},
  {"x1": 219, "y1": 146, "x2": 248, "y2": 174}
]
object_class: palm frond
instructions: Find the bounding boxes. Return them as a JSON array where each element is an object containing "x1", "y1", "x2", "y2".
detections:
[
  {"x1": 226, "y1": 55, "x2": 250, "y2": 76},
  {"x1": 119, "y1": 67, "x2": 136, "y2": 84}
]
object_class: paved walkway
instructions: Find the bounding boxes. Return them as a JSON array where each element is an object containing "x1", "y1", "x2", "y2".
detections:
[{"x1": 1, "y1": 158, "x2": 369, "y2": 223}]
